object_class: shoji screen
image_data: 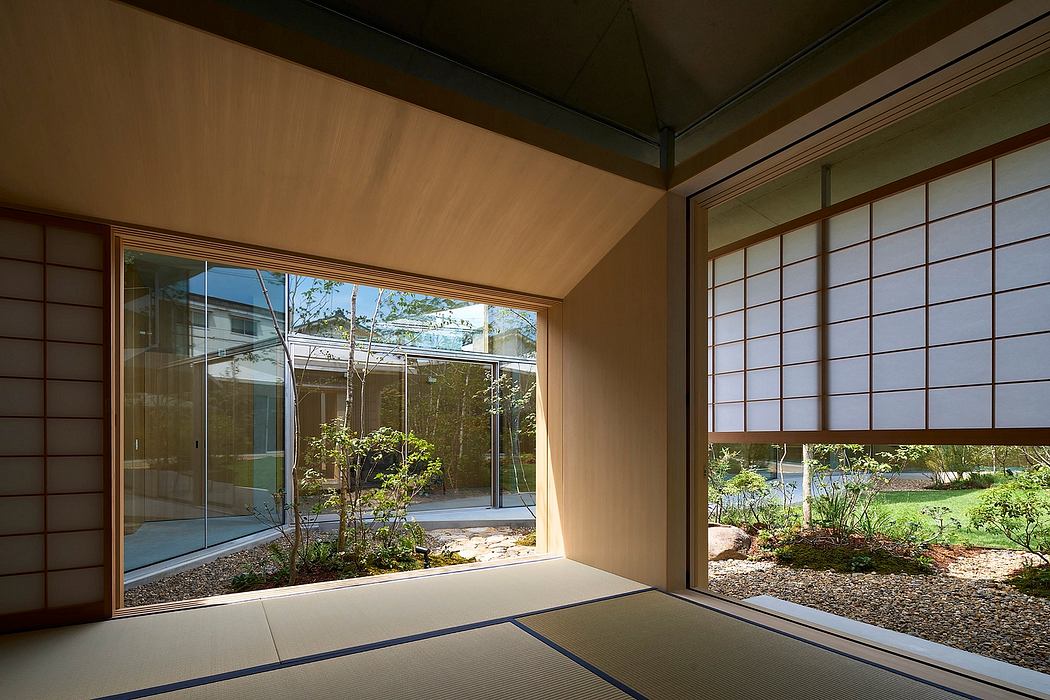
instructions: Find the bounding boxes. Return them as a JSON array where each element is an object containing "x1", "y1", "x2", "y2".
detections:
[
  {"x1": 0, "y1": 208, "x2": 111, "y2": 630},
  {"x1": 707, "y1": 135, "x2": 1050, "y2": 439}
]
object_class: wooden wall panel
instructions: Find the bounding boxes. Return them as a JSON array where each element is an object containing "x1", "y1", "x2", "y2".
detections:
[
  {"x1": 536, "y1": 304, "x2": 564, "y2": 555},
  {"x1": 560, "y1": 195, "x2": 687, "y2": 588}
]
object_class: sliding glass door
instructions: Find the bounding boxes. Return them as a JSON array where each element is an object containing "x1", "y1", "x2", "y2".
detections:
[
  {"x1": 499, "y1": 362, "x2": 537, "y2": 508},
  {"x1": 123, "y1": 251, "x2": 285, "y2": 571},
  {"x1": 407, "y1": 357, "x2": 494, "y2": 510}
]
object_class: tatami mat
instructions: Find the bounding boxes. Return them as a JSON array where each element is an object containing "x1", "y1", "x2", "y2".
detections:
[
  {"x1": 261, "y1": 558, "x2": 645, "y2": 660},
  {"x1": 0, "y1": 601, "x2": 279, "y2": 700},
  {"x1": 156, "y1": 623, "x2": 633, "y2": 700},
  {"x1": 519, "y1": 590, "x2": 968, "y2": 700}
]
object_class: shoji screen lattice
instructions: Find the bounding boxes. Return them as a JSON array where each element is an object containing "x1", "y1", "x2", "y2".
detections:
[
  {"x1": 0, "y1": 209, "x2": 111, "y2": 629},
  {"x1": 707, "y1": 136, "x2": 1050, "y2": 441}
]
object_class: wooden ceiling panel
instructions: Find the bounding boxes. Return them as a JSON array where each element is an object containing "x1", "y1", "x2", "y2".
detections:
[{"x1": 0, "y1": 0, "x2": 662, "y2": 299}]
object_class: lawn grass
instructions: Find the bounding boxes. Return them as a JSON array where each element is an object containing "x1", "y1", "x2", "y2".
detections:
[{"x1": 874, "y1": 489, "x2": 1021, "y2": 549}]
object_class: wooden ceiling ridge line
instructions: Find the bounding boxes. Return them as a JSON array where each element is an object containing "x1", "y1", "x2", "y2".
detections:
[{"x1": 705, "y1": 123, "x2": 1050, "y2": 261}]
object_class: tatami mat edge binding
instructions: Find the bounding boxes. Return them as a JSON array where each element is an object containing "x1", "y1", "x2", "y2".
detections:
[
  {"x1": 96, "y1": 588, "x2": 655, "y2": 700},
  {"x1": 518, "y1": 590, "x2": 981, "y2": 700}
]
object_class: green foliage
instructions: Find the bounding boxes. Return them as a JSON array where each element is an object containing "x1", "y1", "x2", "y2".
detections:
[
  {"x1": 1007, "y1": 564, "x2": 1050, "y2": 598},
  {"x1": 808, "y1": 444, "x2": 896, "y2": 539},
  {"x1": 942, "y1": 472, "x2": 1001, "y2": 490},
  {"x1": 928, "y1": 445, "x2": 990, "y2": 485},
  {"x1": 316, "y1": 426, "x2": 441, "y2": 563},
  {"x1": 706, "y1": 448, "x2": 740, "y2": 524},
  {"x1": 877, "y1": 444, "x2": 934, "y2": 472},
  {"x1": 969, "y1": 468, "x2": 1050, "y2": 564},
  {"x1": 230, "y1": 567, "x2": 267, "y2": 593},
  {"x1": 722, "y1": 468, "x2": 772, "y2": 529},
  {"x1": 876, "y1": 490, "x2": 1018, "y2": 549}
]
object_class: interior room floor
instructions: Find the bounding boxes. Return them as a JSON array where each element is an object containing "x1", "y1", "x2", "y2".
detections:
[{"x1": 0, "y1": 559, "x2": 1034, "y2": 700}]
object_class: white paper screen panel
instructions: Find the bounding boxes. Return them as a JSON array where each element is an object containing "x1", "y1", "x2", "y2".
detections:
[
  {"x1": 0, "y1": 210, "x2": 109, "y2": 626},
  {"x1": 707, "y1": 136, "x2": 1050, "y2": 436}
]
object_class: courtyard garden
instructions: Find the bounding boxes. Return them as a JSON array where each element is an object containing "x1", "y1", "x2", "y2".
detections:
[
  {"x1": 707, "y1": 443, "x2": 1050, "y2": 674},
  {"x1": 124, "y1": 525, "x2": 537, "y2": 607}
]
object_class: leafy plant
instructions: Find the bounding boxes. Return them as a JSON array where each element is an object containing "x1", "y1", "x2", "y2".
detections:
[
  {"x1": 927, "y1": 445, "x2": 989, "y2": 487},
  {"x1": 230, "y1": 567, "x2": 267, "y2": 593},
  {"x1": 308, "y1": 426, "x2": 441, "y2": 569},
  {"x1": 722, "y1": 468, "x2": 772, "y2": 529},
  {"x1": 808, "y1": 444, "x2": 896, "y2": 540},
  {"x1": 969, "y1": 468, "x2": 1050, "y2": 564},
  {"x1": 707, "y1": 447, "x2": 741, "y2": 525},
  {"x1": 850, "y1": 555, "x2": 874, "y2": 572},
  {"x1": 1007, "y1": 564, "x2": 1050, "y2": 598}
]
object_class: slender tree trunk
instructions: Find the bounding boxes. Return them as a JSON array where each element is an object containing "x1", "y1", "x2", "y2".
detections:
[
  {"x1": 802, "y1": 443, "x2": 813, "y2": 529},
  {"x1": 337, "y1": 285, "x2": 358, "y2": 552},
  {"x1": 256, "y1": 271, "x2": 301, "y2": 585},
  {"x1": 353, "y1": 290, "x2": 384, "y2": 546}
]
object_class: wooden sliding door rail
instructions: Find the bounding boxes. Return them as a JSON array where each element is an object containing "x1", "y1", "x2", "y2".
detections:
[{"x1": 708, "y1": 428, "x2": 1050, "y2": 446}]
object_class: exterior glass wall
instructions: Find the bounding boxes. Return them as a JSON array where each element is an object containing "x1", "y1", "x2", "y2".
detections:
[
  {"x1": 124, "y1": 258, "x2": 537, "y2": 571},
  {"x1": 499, "y1": 363, "x2": 537, "y2": 508},
  {"x1": 288, "y1": 274, "x2": 538, "y2": 514},
  {"x1": 123, "y1": 251, "x2": 285, "y2": 571},
  {"x1": 289, "y1": 275, "x2": 536, "y2": 358},
  {"x1": 407, "y1": 357, "x2": 493, "y2": 510}
]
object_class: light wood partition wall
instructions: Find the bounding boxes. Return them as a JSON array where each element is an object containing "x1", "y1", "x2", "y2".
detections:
[
  {"x1": 558, "y1": 194, "x2": 688, "y2": 589},
  {"x1": 536, "y1": 304, "x2": 564, "y2": 555}
]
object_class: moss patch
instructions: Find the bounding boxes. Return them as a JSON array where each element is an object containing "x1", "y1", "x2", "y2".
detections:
[
  {"x1": 515, "y1": 531, "x2": 537, "y2": 546},
  {"x1": 774, "y1": 540, "x2": 933, "y2": 575}
]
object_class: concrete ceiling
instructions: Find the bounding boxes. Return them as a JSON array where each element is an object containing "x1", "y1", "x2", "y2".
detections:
[{"x1": 0, "y1": 0, "x2": 664, "y2": 300}]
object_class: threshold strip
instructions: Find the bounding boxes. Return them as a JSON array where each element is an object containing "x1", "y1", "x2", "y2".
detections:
[
  {"x1": 509, "y1": 620, "x2": 648, "y2": 700},
  {"x1": 97, "y1": 587, "x2": 654, "y2": 700},
  {"x1": 662, "y1": 591, "x2": 980, "y2": 700}
]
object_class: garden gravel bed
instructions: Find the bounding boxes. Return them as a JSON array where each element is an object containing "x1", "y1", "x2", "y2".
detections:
[
  {"x1": 709, "y1": 559, "x2": 1050, "y2": 674},
  {"x1": 124, "y1": 526, "x2": 536, "y2": 608}
]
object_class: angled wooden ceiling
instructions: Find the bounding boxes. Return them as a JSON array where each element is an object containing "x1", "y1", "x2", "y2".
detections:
[{"x1": 0, "y1": 0, "x2": 663, "y2": 299}]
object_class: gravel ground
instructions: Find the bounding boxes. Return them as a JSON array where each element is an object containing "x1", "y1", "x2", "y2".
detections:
[
  {"x1": 709, "y1": 558, "x2": 1050, "y2": 674},
  {"x1": 124, "y1": 526, "x2": 535, "y2": 608}
]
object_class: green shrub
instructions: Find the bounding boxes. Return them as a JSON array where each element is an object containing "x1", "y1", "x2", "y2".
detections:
[
  {"x1": 930, "y1": 472, "x2": 1002, "y2": 490},
  {"x1": 230, "y1": 567, "x2": 267, "y2": 592},
  {"x1": 969, "y1": 468, "x2": 1050, "y2": 565},
  {"x1": 808, "y1": 444, "x2": 897, "y2": 538},
  {"x1": 1007, "y1": 564, "x2": 1050, "y2": 598}
]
